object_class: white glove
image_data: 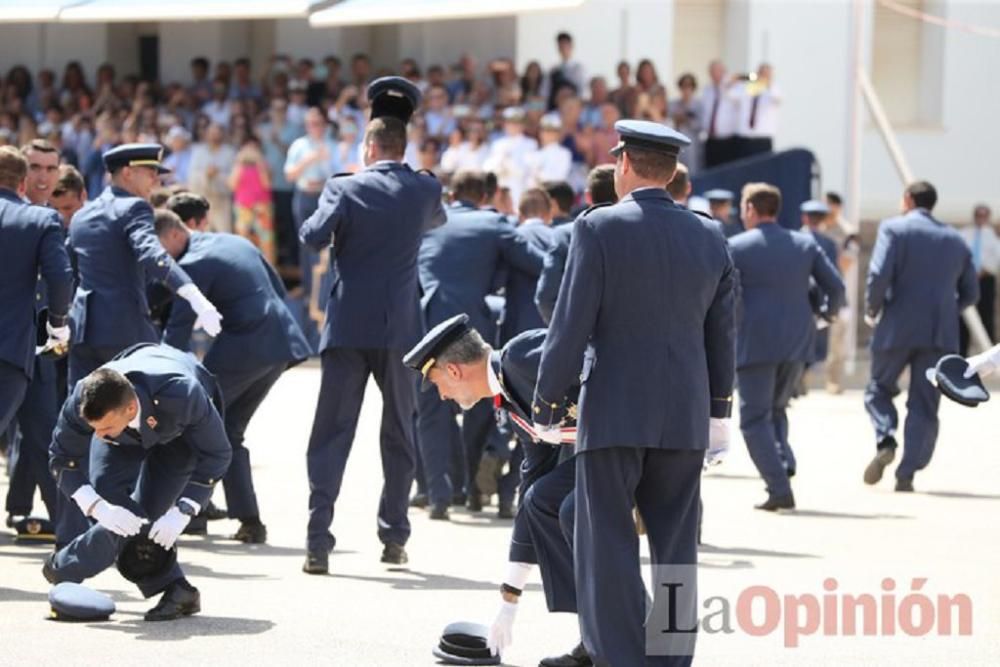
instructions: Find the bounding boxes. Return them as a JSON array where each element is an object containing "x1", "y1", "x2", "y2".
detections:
[
  {"x1": 705, "y1": 418, "x2": 731, "y2": 467},
  {"x1": 72, "y1": 485, "x2": 147, "y2": 537},
  {"x1": 864, "y1": 313, "x2": 878, "y2": 328},
  {"x1": 46, "y1": 321, "x2": 71, "y2": 344},
  {"x1": 532, "y1": 423, "x2": 562, "y2": 445},
  {"x1": 177, "y1": 283, "x2": 223, "y2": 337},
  {"x1": 486, "y1": 601, "x2": 518, "y2": 657},
  {"x1": 964, "y1": 344, "x2": 1000, "y2": 379},
  {"x1": 148, "y1": 505, "x2": 192, "y2": 550}
]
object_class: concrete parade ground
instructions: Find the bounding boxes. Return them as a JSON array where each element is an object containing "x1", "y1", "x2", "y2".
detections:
[{"x1": 1, "y1": 363, "x2": 999, "y2": 666}]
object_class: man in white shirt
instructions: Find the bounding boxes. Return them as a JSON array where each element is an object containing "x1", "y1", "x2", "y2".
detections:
[
  {"x1": 700, "y1": 60, "x2": 740, "y2": 168},
  {"x1": 526, "y1": 115, "x2": 572, "y2": 188},
  {"x1": 960, "y1": 204, "x2": 1000, "y2": 354},
  {"x1": 484, "y1": 107, "x2": 538, "y2": 205},
  {"x1": 732, "y1": 63, "x2": 781, "y2": 159}
]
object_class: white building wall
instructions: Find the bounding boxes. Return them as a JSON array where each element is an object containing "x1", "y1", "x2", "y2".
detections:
[{"x1": 0, "y1": 23, "x2": 108, "y2": 80}]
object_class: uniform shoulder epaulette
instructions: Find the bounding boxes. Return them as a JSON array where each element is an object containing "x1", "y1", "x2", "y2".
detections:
[
  {"x1": 690, "y1": 209, "x2": 714, "y2": 221},
  {"x1": 415, "y1": 168, "x2": 438, "y2": 180},
  {"x1": 332, "y1": 172, "x2": 353, "y2": 179}
]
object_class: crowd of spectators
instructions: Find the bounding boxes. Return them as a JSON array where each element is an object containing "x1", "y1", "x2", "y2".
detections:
[{"x1": 0, "y1": 31, "x2": 782, "y2": 284}]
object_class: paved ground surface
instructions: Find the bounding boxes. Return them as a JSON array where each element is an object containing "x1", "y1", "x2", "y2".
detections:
[{"x1": 2, "y1": 363, "x2": 999, "y2": 665}]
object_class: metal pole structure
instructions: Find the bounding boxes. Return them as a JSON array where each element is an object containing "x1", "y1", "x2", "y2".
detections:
[{"x1": 844, "y1": 0, "x2": 864, "y2": 377}]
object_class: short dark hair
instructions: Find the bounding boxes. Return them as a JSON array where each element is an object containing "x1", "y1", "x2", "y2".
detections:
[
  {"x1": 154, "y1": 208, "x2": 187, "y2": 236},
  {"x1": 149, "y1": 187, "x2": 173, "y2": 209},
  {"x1": 542, "y1": 180, "x2": 574, "y2": 215},
  {"x1": 519, "y1": 188, "x2": 552, "y2": 219},
  {"x1": 665, "y1": 163, "x2": 690, "y2": 200},
  {"x1": 623, "y1": 146, "x2": 677, "y2": 183},
  {"x1": 484, "y1": 171, "x2": 499, "y2": 199},
  {"x1": 165, "y1": 192, "x2": 211, "y2": 226},
  {"x1": 0, "y1": 145, "x2": 28, "y2": 190},
  {"x1": 676, "y1": 73, "x2": 697, "y2": 90},
  {"x1": 52, "y1": 164, "x2": 85, "y2": 198},
  {"x1": 191, "y1": 57, "x2": 209, "y2": 70},
  {"x1": 557, "y1": 32, "x2": 573, "y2": 43},
  {"x1": 364, "y1": 117, "x2": 406, "y2": 159},
  {"x1": 906, "y1": 180, "x2": 937, "y2": 211},
  {"x1": 451, "y1": 170, "x2": 488, "y2": 204},
  {"x1": 21, "y1": 138, "x2": 58, "y2": 156},
  {"x1": 586, "y1": 165, "x2": 617, "y2": 205},
  {"x1": 79, "y1": 368, "x2": 136, "y2": 422},
  {"x1": 825, "y1": 191, "x2": 843, "y2": 206},
  {"x1": 742, "y1": 182, "x2": 782, "y2": 218}
]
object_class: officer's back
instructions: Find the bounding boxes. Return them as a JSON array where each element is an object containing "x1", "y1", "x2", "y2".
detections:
[
  {"x1": 549, "y1": 186, "x2": 732, "y2": 451},
  {"x1": 156, "y1": 223, "x2": 311, "y2": 371},
  {"x1": 0, "y1": 165, "x2": 72, "y2": 378},
  {"x1": 419, "y1": 170, "x2": 543, "y2": 334},
  {"x1": 868, "y1": 203, "x2": 977, "y2": 352},
  {"x1": 300, "y1": 128, "x2": 445, "y2": 352},
  {"x1": 500, "y1": 188, "x2": 555, "y2": 341},
  {"x1": 730, "y1": 210, "x2": 844, "y2": 367}
]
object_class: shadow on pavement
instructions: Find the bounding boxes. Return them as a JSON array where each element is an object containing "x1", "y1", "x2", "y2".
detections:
[
  {"x1": 784, "y1": 509, "x2": 912, "y2": 520},
  {"x1": 703, "y1": 473, "x2": 763, "y2": 481},
  {"x1": 89, "y1": 615, "x2": 275, "y2": 640},
  {"x1": 698, "y1": 543, "x2": 820, "y2": 559},
  {"x1": 182, "y1": 562, "x2": 276, "y2": 581},
  {"x1": 176, "y1": 535, "x2": 325, "y2": 557},
  {"x1": 922, "y1": 490, "x2": 1000, "y2": 501},
  {"x1": 331, "y1": 570, "x2": 543, "y2": 593}
]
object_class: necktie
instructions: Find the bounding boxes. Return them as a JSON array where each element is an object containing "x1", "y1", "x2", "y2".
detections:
[
  {"x1": 749, "y1": 94, "x2": 760, "y2": 130},
  {"x1": 123, "y1": 427, "x2": 142, "y2": 442},
  {"x1": 973, "y1": 228, "x2": 982, "y2": 272},
  {"x1": 709, "y1": 87, "x2": 720, "y2": 137}
]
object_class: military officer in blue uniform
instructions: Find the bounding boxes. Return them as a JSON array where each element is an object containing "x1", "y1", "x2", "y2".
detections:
[
  {"x1": 416, "y1": 170, "x2": 545, "y2": 519},
  {"x1": 299, "y1": 77, "x2": 446, "y2": 574},
  {"x1": 44, "y1": 343, "x2": 232, "y2": 622},
  {"x1": 404, "y1": 315, "x2": 587, "y2": 666},
  {"x1": 0, "y1": 145, "x2": 72, "y2": 454},
  {"x1": 500, "y1": 187, "x2": 555, "y2": 343},
  {"x1": 535, "y1": 165, "x2": 616, "y2": 325},
  {"x1": 705, "y1": 188, "x2": 743, "y2": 238},
  {"x1": 801, "y1": 199, "x2": 840, "y2": 374},
  {"x1": 728, "y1": 184, "x2": 844, "y2": 511},
  {"x1": 532, "y1": 120, "x2": 737, "y2": 666},
  {"x1": 2, "y1": 144, "x2": 73, "y2": 533},
  {"x1": 863, "y1": 181, "x2": 978, "y2": 492},
  {"x1": 66, "y1": 143, "x2": 222, "y2": 389},
  {"x1": 155, "y1": 210, "x2": 312, "y2": 543}
]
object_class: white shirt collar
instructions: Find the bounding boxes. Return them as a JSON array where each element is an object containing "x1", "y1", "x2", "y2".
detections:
[
  {"x1": 129, "y1": 402, "x2": 142, "y2": 430},
  {"x1": 486, "y1": 358, "x2": 503, "y2": 397}
]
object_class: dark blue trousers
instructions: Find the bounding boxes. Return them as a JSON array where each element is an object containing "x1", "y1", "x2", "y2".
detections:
[
  {"x1": 306, "y1": 348, "x2": 415, "y2": 553},
  {"x1": 5, "y1": 357, "x2": 59, "y2": 518},
  {"x1": 0, "y1": 360, "x2": 28, "y2": 435},
  {"x1": 215, "y1": 363, "x2": 286, "y2": 520},
  {"x1": 416, "y1": 386, "x2": 464, "y2": 507},
  {"x1": 52, "y1": 438, "x2": 195, "y2": 597},
  {"x1": 521, "y1": 457, "x2": 576, "y2": 613},
  {"x1": 737, "y1": 362, "x2": 804, "y2": 496},
  {"x1": 864, "y1": 347, "x2": 943, "y2": 480},
  {"x1": 575, "y1": 447, "x2": 702, "y2": 667}
]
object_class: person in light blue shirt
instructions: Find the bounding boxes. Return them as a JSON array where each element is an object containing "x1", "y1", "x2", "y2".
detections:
[{"x1": 258, "y1": 99, "x2": 303, "y2": 273}]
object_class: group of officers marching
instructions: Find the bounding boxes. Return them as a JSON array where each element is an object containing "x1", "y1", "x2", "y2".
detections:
[{"x1": 0, "y1": 74, "x2": 985, "y2": 666}]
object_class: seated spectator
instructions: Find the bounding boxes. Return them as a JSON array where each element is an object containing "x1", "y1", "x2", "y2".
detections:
[
  {"x1": 163, "y1": 125, "x2": 193, "y2": 186},
  {"x1": 189, "y1": 122, "x2": 236, "y2": 231},
  {"x1": 440, "y1": 119, "x2": 489, "y2": 174},
  {"x1": 669, "y1": 73, "x2": 704, "y2": 172}
]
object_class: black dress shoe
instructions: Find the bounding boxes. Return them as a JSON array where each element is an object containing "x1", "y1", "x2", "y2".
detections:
[
  {"x1": 754, "y1": 493, "x2": 796, "y2": 512},
  {"x1": 429, "y1": 504, "x2": 450, "y2": 521},
  {"x1": 895, "y1": 477, "x2": 915, "y2": 493},
  {"x1": 409, "y1": 493, "x2": 429, "y2": 509},
  {"x1": 466, "y1": 495, "x2": 483, "y2": 512},
  {"x1": 863, "y1": 439, "x2": 897, "y2": 485},
  {"x1": 232, "y1": 520, "x2": 267, "y2": 544},
  {"x1": 497, "y1": 501, "x2": 514, "y2": 520},
  {"x1": 5, "y1": 514, "x2": 16, "y2": 529},
  {"x1": 203, "y1": 501, "x2": 228, "y2": 521},
  {"x1": 786, "y1": 468, "x2": 796, "y2": 479},
  {"x1": 183, "y1": 514, "x2": 208, "y2": 535},
  {"x1": 381, "y1": 542, "x2": 408, "y2": 565},
  {"x1": 450, "y1": 493, "x2": 467, "y2": 507},
  {"x1": 539, "y1": 641, "x2": 592, "y2": 667},
  {"x1": 303, "y1": 550, "x2": 329, "y2": 575},
  {"x1": 42, "y1": 552, "x2": 58, "y2": 584},
  {"x1": 144, "y1": 580, "x2": 200, "y2": 621}
]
